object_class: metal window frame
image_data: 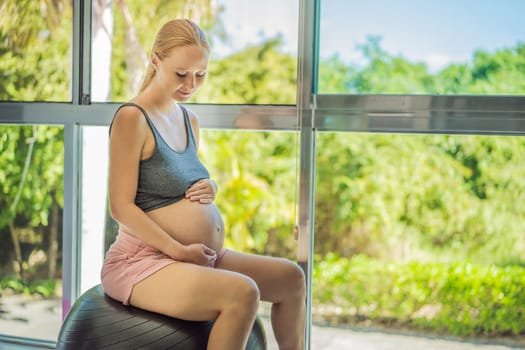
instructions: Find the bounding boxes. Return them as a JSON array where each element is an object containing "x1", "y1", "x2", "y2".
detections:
[
  {"x1": 1, "y1": 0, "x2": 525, "y2": 349},
  {"x1": 296, "y1": 1, "x2": 319, "y2": 348},
  {"x1": 315, "y1": 94, "x2": 525, "y2": 135}
]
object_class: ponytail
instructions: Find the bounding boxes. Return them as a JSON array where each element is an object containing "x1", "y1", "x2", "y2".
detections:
[{"x1": 139, "y1": 63, "x2": 155, "y2": 92}]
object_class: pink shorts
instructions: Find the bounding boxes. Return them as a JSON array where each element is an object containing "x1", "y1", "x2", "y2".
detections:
[{"x1": 101, "y1": 230, "x2": 227, "y2": 305}]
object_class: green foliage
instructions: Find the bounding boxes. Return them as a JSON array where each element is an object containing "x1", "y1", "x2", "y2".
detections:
[
  {"x1": 434, "y1": 44, "x2": 525, "y2": 95},
  {"x1": 0, "y1": 0, "x2": 64, "y2": 50},
  {"x1": 196, "y1": 36, "x2": 297, "y2": 104},
  {"x1": 318, "y1": 36, "x2": 435, "y2": 94},
  {"x1": 315, "y1": 133, "x2": 525, "y2": 264},
  {"x1": 0, "y1": 125, "x2": 64, "y2": 273},
  {"x1": 0, "y1": 0, "x2": 71, "y2": 101},
  {"x1": 318, "y1": 54, "x2": 355, "y2": 94},
  {"x1": 0, "y1": 276, "x2": 57, "y2": 297},
  {"x1": 313, "y1": 254, "x2": 525, "y2": 337},
  {"x1": 319, "y1": 36, "x2": 525, "y2": 95},
  {"x1": 109, "y1": 0, "x2": 223, "y2": 100},
  {"x1": 200, "y1": 130, "x2": 299, "y2": 257},
  {"x1": 0, "y1": 125, "x2": 64, "y2": 225}
]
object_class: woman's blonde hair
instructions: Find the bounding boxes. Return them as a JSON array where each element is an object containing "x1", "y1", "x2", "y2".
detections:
[{"x1": 139, "y1": 19, "x2": 209, "y2": 92}]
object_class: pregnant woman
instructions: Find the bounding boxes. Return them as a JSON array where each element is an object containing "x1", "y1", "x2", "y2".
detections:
[{"x1": 101, "y1": 19, "x2": 305, "y2": 350}]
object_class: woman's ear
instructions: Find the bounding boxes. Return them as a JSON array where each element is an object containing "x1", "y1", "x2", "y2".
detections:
[{"x1": 151, "y1": 52, "x2": 160, "y2": 71}]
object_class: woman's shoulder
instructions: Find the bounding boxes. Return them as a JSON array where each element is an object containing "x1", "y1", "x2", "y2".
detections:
[
  {"x1": 180, "y1": 104, "x2": 201, "y2": 127},
  {"x1": 110, "y1": 102, "x2": 149, "y2": 135}
]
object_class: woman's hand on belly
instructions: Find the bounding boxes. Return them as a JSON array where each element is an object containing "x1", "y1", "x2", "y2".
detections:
[
  {"x1": 146, "y1": 199, "x2": 225, "y2": 255},
  {"x1": 181, "y1": 243, "x2": 217, "y2": 266},
  {"x1": 185, "y1": 179, "x2": 216, "y2": 204}
]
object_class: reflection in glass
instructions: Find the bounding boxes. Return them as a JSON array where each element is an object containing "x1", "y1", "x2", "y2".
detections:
[
  {"x1": 312, "y1": 132, "x2": 525, "y2": 347},
  {"x1": 319, "y1": 0, "x2": 525, "y2": 95},
  {"x1": 0, "y1": 124, "x2": 64, "y2": 341},
  {"x1": 91, "y1": 0, "x2": 298, "y2": 104},
  {"x1": 0, "y1": 1, "x2": 72, "y2": 102}
]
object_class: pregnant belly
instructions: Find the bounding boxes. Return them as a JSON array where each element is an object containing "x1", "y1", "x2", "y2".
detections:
[{"x1": 146, "y1": 199, "x2": 225, "y2": 254}]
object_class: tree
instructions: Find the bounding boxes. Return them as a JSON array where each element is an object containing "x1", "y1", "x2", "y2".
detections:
[
  {"x1": 200, "y1": 130, "x2": 299, "y2": 257},
  {"x1": 0, "y1": 126, "x2": 63, "y2": 280},
  {"x1": 109, "y1": 0, "x2": 223, "y2": 100},
  {"x1": 0, "y1": 0, "x2": 71, "y2": 101},
  {"x1": 318, "y1": 53, "x2": 355, "y2": 94},
  {"x1": 196, "y1": 36, "x2": 297, "y2": 104},
  {"x1": 0, "y1": 0, "x2": 69, "y2": 281},
  {"x1": 348, "y1": 36, "x2": 435, "y2": 94},
  {"x1": 312, "y1": 39, "x2": 525, "y2": 263},
  {"x1": 436, "y1": 43, "x2": 525, "y2": 95}
]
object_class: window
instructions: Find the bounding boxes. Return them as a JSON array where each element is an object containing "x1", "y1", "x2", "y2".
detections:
[
  {"x1": 91, "y1": 0, "x2": 299, "y2": 104},
  {"x1": 0, "y1": 124, "x2": 64, "y2": 342},
  {"x1": 311, "y1": 131, "x2": 525, "y2": 346},
  {"x1": 319, "y1": 0, "x2": 525, "y2": 95}
]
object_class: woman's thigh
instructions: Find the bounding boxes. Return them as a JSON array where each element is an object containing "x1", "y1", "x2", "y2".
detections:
[
  {"x1": 216, "y1": 250, "x2": 306, "y2": 303},
  {"x1": 129, "y1": 262, "x2": 258, "y2": 321}
]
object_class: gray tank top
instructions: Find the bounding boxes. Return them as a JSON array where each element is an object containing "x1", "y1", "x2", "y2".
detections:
[{"x1": 111, "y1": 103, "x2": 210, "y2": 212}]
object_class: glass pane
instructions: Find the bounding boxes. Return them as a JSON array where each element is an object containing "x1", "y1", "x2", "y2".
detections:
[
  {"x1": 319, "y1": 0, "x2": 525, "y2": 95},
  {"x1": 201, "y1": 129, "x2": 299, "y2": 350},
  {"x1": 200, "y1": 129, "x2": 298, "y2": 259},
  {"x1": 91, "y1": 0, "x2": 298, "y2": 104},
  {"x1": 0, "y1": 124, "x2": 64, "y2": 341},
  {"x1": 0, "y1": 1, "x2": 73, "y2": 102},
  {"x1": 312, "y1": 131, "x2": 525, "y2": 348}
]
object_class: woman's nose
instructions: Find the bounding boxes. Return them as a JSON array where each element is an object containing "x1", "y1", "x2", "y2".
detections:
[{"x1": 184, "y1": 75, "x2": 196, "y2": 90}]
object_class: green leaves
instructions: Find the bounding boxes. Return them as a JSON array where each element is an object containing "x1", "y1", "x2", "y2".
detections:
[
  {"x1": 195, "y1": 37, "x2": 297, "y2": 104},
  {"x1": 313, "y1": 255, "x2": 525, "y2": 337},
  {"x1": 0, "y1": 276, "x2": 57, "y2": 297},
  {"x1": 315, "y1": 133, "x2": 525, "y2": 265},
  {"x1": 200, "y1": 130, "x2": 298, "y2": 256},
  {"x1": 319, "y1": 36, "x2": 525, "y2": 95},
  {"x1": 0, "y1": 125, "x2": 63, "y2": 277},
  {"x1": 0, "y1": 0, "x2": 72, "y2": 101}
]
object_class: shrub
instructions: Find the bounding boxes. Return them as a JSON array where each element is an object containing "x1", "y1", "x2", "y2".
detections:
[{"x1": 313, "y1": 254, "x2": 525, "y2": 337}]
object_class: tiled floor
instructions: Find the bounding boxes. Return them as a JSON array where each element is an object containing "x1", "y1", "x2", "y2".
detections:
[{"x1": 261, "y1": 317, "x2": 524, "y2": 350}]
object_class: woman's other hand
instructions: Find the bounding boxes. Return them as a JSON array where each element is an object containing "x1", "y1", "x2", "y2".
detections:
[
  {"x1": 185, "y1": 179, "x2": 217, "y2": 204},
  {"x1": 181, "y1": 243, "x2": 217, "y2": 266}
]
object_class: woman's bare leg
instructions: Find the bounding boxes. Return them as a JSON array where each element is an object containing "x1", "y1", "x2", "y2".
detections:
[
  {"x1": 129, "y1": 262, "x2": 259, "y2": 350},
  {"x1": 217, "y1": 251, "x2": 306, "y2": 350}
]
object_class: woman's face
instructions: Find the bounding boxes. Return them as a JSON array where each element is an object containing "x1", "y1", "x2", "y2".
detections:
[{"x1": 152, "y1": 44, "x2": 209, "y2": 101}]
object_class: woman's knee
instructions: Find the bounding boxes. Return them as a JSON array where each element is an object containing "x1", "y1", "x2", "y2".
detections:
[
  {"x1": 226, "y1": 275, "x2": 260, "y2": 315},
  {"x1": 281, "y1": 259, "x2": 306, "y2": 299}
]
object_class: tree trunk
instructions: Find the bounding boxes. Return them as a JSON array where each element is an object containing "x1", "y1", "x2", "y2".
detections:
[
  {"x1": 8, "y1": 222, "x2": 24, "y2": 281},
  {"x1": 116, "y1": 0, "x2": 148, "y2": 94},
  {"x1": 8, "y1": 127, "x2": 37, "y2": 282},
  {"x1": 92, "y1": 0, "x2": 114, "y2": 101},
  {"x1": 48, "y1": 196, "x2": 59, "y2": 280}
]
